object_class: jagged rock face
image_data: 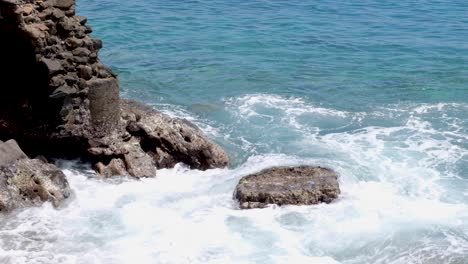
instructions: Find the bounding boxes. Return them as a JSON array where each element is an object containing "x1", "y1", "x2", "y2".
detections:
[
  {"x1": 121, "y1": 100, "x2": 229, "y2": 170},
  {"x1": 0, "y1": 139, "x2": 70, "y2": 213},
  {"x1": 234, "y1": 166, "x2": 340, "y2": 209},
  {"x1": 0, "y1": 0, "x2": 229, "y2": 178},
  {"x1": 93, "y1": 100, "x2": 229, "y2": 177}
]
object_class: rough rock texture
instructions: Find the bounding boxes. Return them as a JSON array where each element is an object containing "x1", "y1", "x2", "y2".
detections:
[
  {"x1": 91, "y1": 100, "x2": 229, "y2": 177},
  {"x1": 0, "y1": 139, "x2": 70, "y2": 212},
  {"x1": 234, "y1": 166, "x2": 340, "y2": 209},
  {"x1": 0, "y1": 139, "x2": 28, "y2": 167},
  {"x1": 0, "y1": 0, "x2": 119, "y2": 155},
  {"x1": 0, "y1": 0, "x2": 229, "y2": 177},
  {"x1": 121, "y1": 100, "x2": 229, "y2": 170}
]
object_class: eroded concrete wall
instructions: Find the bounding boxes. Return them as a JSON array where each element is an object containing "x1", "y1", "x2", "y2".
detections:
[{"x1": 0, "y1": 0, "x2": 120, "y2": 146}]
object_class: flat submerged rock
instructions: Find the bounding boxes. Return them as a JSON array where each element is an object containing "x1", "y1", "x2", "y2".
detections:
[{"x1": 234, "y1": 166, "x2": 340, "y2": 209}]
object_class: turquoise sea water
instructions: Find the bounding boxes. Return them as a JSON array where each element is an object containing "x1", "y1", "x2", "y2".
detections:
[{"x1": 1, "y1": 1, "x2": 468, "y2": 263}]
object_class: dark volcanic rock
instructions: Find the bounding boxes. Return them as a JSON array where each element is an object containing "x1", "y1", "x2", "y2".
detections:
[
  {"x1": 0, "y1": 0, "x2": 229, "y2": 179},
  {"x1": 234, "y1": 166, "x2": 340, "y2": 209},
  {"x1": 40, "y1": 58, "x2": 63, "y2": 75},
  {"x1": 121, "y1": 99, "x2": 229, "y2": 170},
  {"x1": 0, "y1": 0, "x2": 119, "y2": 156},
  {"x1": 83, "y1": 99, "x2": 229, "y2": 177},
  {"x1": 82, "y1": 99, "x2": 228, "y2": 178}
]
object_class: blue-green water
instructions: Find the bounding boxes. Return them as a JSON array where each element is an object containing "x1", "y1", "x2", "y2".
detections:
[{"x1": 1, "y1": 1, "x2": 467, "y2": 263}]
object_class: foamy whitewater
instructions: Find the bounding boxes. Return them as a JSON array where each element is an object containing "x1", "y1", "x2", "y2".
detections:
[
  {"x1": 0, "y1": 95, "x2": 467, "y2": 264},
  {"x1": 2, "y1": 0, "x2": 468, "y2": 263}
]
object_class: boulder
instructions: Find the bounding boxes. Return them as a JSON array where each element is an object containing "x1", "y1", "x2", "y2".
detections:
[
  {"x1": 95, "y1": 158, "x2": 127, "y2": 177},
  {"x1": 121, "y1": 99, "x2": 229, "y2": 170},
  {"x1": 81, "y1": 98, "x2": 229, "y2": 178},
  {"x1": 123, "y1": 142, "x2": 156, "y2": 177},
  {"x1": 51, "y1": 0, "x2": 74, "y2": 10},
  {"x1": 23, "y1": 23, "x2": 48, "y2": 39},
  {"x1": 0, "y1": 139, "x2": 70, "y2": 213},
  {"x1": 86, "y1": 99, "x2": 228, "y2": 177},
  {"x1": 234, "y1": 166, "x2": 340, "y2": 209},
  {"x1": 16, "y1": 4, "x2": 34, "y2": 16},
  {"x1": 0, "y1": 154, "x2": 70, "y2": 213},
  {"x1": 77, "y1": 64, "x2": 92, "y2": 80},
  {"x1": 0, "y1": 139, "x2": 28, "y2": 167},
  {"x1": 41, "y1": 58, "x2": 63, "y2": 75}
]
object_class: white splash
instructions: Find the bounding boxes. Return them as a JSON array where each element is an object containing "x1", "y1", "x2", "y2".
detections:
[{"x1": 0, "y1": 96, "x2": 467, "y2": 264}]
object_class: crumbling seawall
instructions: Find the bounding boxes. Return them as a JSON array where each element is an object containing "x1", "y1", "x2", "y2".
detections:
[
  {"x1": 0, "y1": 0, "x2": 228, "y2": 179},
  {"x1": 0, "y1": 0, "x2": 119, "y2": 153}
]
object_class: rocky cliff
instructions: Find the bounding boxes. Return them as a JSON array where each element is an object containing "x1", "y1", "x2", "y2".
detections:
[{"x1": 0, "y1": 0, "x2": 228, "y2": 178}]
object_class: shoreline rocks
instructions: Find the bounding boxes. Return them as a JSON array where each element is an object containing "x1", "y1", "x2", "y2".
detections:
[
  {"x1": 0, "y1": 1, "x2": 342, "y2": 215},
  {"x1": 0, "y1": 140, "x2": 70, "y2": 213},
  {"x1": 0, "y1": 0, "x2": 229, "y2": 178},
  {"x1": 121, "y1": 99, "x2": 229, "y2": 171},
  {"x1": 92, "y1": 99, "x2": 229, "y2": 177},
  {"x1": 234, "y1": 166, "x2": 340, "y2": 209},
  {"x1": 0, "y1": 0, "x2": 121, "y2": 161},
  {"x1": 0, "y1": 139, "x2": 28, "y2": 167}
]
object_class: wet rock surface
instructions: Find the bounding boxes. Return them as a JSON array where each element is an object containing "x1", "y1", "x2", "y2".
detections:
[
  {"x1": 0, "y1": 0, "x2": 229, "y2": 178},
  {"x1": 0, "y1": 140, "x2": 70, "y2": 213},
  {"x1": 88, "y1": 100, "x2": 229, "y2": 178},
  {"x1": 234, "y1": 166, "x2": 340, "y2": 209},
  {"x1": 121, "y1": 99, "x2": 229, "y2": 170}
]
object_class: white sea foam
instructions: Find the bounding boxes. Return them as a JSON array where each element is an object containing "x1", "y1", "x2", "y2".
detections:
[
  {"x1": 412, "y1": 102, "x2": 467, "y2": 114},
  {"x1": 225, "y1": 94, "x2": 350, "y2": 118},
  {"x1": 135, "y1": 102, "x2": 226, "y2": 144},
  {"x1": 0, "y1": 95, "x2": 467, "y2": 263},
  {"x1": 1, "y1": 152, "x2": 467, "y2": 263},
  {"x1": 224, "y1": 94, "x2": 354, "y2": 133}
]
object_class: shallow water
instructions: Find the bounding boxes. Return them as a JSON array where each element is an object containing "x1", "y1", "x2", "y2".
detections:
[{"x1": 1, "y1": 0, "x2": 468, "y2": 263}]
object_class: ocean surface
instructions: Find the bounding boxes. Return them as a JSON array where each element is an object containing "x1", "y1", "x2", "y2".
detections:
[{"x1": 1, "y1": 0, "x2": 468, "y2": 263}]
